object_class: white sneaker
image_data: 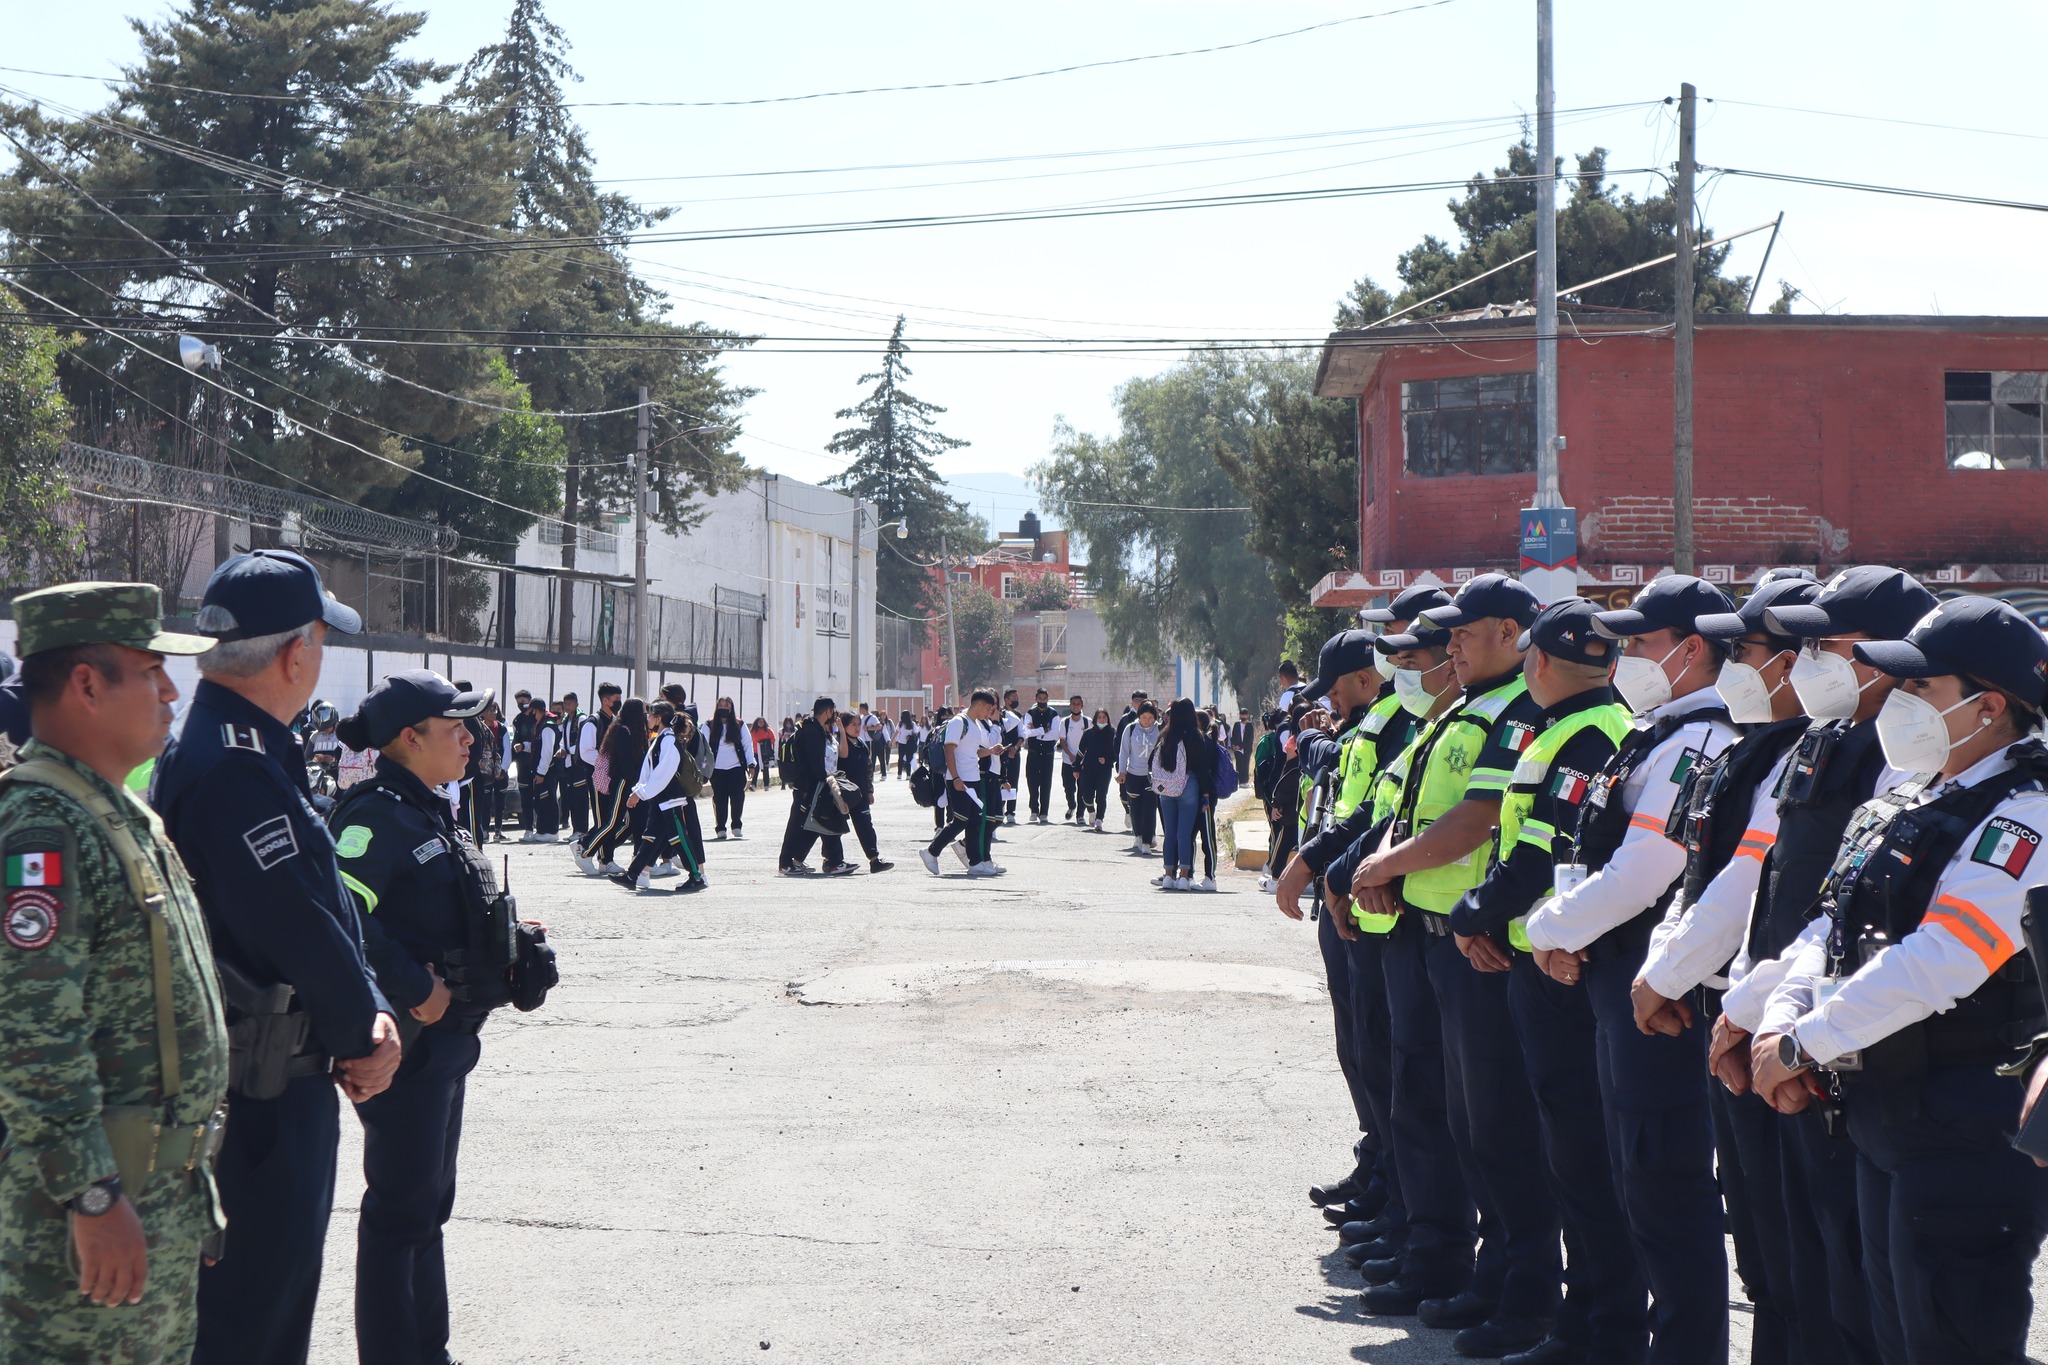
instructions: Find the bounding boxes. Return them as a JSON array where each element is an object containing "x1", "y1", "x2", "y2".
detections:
[
  {"x1": 558, "y1": 831, "x2": 577, "y2": 843},
  {"x1": 651, "y1": 862, "x2": 681, "y2": 878},
  {"x1": 1257, "y1": 876, "x2": 1276, "y2": 894},
  {"x1": 1197, "y1": 877, "x2": 1217, "y2": 892},
  {"x1": 1171, "y1": 877, "x2": 1192, "y2": 891},
  {"x1": 634, "y1": 872, "x2": 652, "y2": 892},
  {"x1": 1092, "y1": 818, "x2": 1103, "y2": 831},
  {"x1": 1151, "y1": 874, "x2": 1170, "y2": 888},
  {"x1": 968, "y1": 861, "x2": 1001, "y2": 877},
  {"x1": 952, "y1": 844, "x2": 971, "y2": 869},
  {"x1": 1130, "y1": 838, "x2": 1145, "y2": 853},
  {"x1": 920, "y1": 849, "x2": 941, "y2": 876},
  {"x1": 598, "y1": 861, "x2": 624, "y2": 877},
  {"x1": 573, "y1": 852, "x2": 597, "y2": 875}
]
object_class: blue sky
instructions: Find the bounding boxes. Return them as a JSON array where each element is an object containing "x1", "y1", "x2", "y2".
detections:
[{"x1": 9, "y1": 1, "x2": 2048, "y2": 536}]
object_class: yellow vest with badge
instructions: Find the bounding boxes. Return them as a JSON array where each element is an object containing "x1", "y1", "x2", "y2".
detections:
[
  {"x1": 1333, "y1": 694, "x2": 1404, "y2": 826},
  {"x1": 1496, "y1": 701, "x2": 1634, "y2": 950},
  {"x1": 1344, "y1": 732, "x2": 1424, "y2": 936},
  {"x1": 1396, "y1": 676, "x2": 1528, "y2": 915}
]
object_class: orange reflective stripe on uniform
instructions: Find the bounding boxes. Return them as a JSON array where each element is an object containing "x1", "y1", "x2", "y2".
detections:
[
  {"x1": 1628, "y1": 812, "x2": 1673, "y2": 837},
  {"x1": 1922, "y1": 893, "x2": 2016, "y2": 973},
  {"x1": 1734, "y1": 829, "x2": 1775, "y2": 862}
]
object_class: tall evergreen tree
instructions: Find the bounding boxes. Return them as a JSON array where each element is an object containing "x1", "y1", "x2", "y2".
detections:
[{"x1": 825, "y1": 317, "x2": 985, "y2": 624}]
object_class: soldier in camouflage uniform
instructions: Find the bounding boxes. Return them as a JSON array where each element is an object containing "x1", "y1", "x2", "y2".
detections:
[{"x1": 0, "y1": 582, "x2": 228, "y2": 1365}]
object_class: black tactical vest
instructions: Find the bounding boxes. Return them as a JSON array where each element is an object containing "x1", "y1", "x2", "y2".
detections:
[
  {"x1": 1746, "y1": 719, "x2": 1887, "y2": 961},
  {"x1": 1575, "y1": 707, "x2": 1731, "y2": 871},
  {"x1": 1668, "y1": 716, "x2": 1810, "y2": 909},
  {"x1": 1822, "y1": 742, "x2": 2048, "y2": 1098}
]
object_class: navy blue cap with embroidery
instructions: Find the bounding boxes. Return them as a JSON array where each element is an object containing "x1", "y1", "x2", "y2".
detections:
[
  {"x1": 1376, "y1": 620, "x2": 1453, "y2": 653},
  {"x1": 1763, "y1": 564, "x2": 1937, "y2": 643},
  {"x1": 1593, "y1": 574, "x2": 1736, "y2": 639},
  {"x1": 1304, "y1": 629, "x2": 1381, "y2": 703},
  {"x1": 1419, "y1": 573, "x2": 1541, "y2": 631},
  {"x1": 196, "y1": 549, "x2": 362, "y2": 641},
  {"x1": 1695, "y1": 575, "x2": 1823, "y2": 641},
  {"x1": 1854, "y1": 596, "x2": 2048, "y2": 708},
  {"x1": 339, "y1": 669, "x2": 493, "y2": 750},
  {"x1": 1360, "y1": 585, "x2": 1453, "y2": 626},
  {"x1": 1516, "y1": 598, "x2": 1616, "y2": 667}
]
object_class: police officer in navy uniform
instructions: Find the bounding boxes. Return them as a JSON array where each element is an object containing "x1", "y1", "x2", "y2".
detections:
[
  {"x1": 1717, "y1": 565, "x2": 1937, "y2": 1365},
  {"x1": 152, "y1": 549, "x2": 402, "y2": 1365},
  {"x1": 329, "y1": 671, "x2": 502, "y2": 1365},
  {"x1": 1519, "y1": 575, "x2": 1740, "y2": 1365},
  {"x1": 1750, "y1": 595, "x2": 2048, "y2": 1365}
]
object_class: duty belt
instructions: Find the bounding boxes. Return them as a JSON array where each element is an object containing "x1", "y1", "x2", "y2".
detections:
[{"x1": 1414, "y1": 909, "x2": 1452, "y2": 937}]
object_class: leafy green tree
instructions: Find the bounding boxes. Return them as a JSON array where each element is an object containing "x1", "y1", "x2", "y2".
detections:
[
  {"x1": 0, "y1": 287, "x2": 80, "y2": 588},
  {"x1": 943, "y1": 583, "x2": 1013, "y2": 692},
  {"x1": 1033, "y1": 350, "x2": 1285, "y2": 702},
  {"x1": 1335, "y1": 141, "x2": 1751, "y2": 326},
  {"x1": 403, "y1": 356, "x2": 565, "y2": 550},
  {"x1": 826, "y1": 317, "x2": 987, "y2": 625},
  {"x1": 1211, "y1": 352, "x2": 1356, "y2": 610},
  {"x1": 1012, "y1": 568, "x2": 1072, "y2": 611}
]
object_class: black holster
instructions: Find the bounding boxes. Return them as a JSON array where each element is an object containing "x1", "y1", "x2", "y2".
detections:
[
  {"x1": 445, "y1": 889, "x2": 527, "y2": 1010},
  {"x1": 215, "y1": 956, "x2": 317, "y2": 1101},
  {"x1": 511, "y1": 921, "x2": 558, "y2": 1012}
]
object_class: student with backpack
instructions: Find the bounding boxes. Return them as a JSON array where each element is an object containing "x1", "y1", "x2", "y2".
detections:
[{"x1": 610, "y1": 702, "x2": 708, "y2": 894}]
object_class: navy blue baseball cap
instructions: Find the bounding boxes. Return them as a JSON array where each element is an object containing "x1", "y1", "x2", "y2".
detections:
[
  {"x1": 1763, "y1": 565, "x2": 1937, "y2": 643},
  {"x1": 1304, "y1": 629, "x2": 1380, "y2": 702},
  {"x1": 1517, "y1": 598, "x2": 1617, "y2": 667},
  {"x1": 196, "y1": 549, "x2": 362, "y2": 640},
  {"x1": 1593, "y1": 574, "x2": 1736, "y2": 639},
  {"x1": 1695, "y1": 575, "x2": 1823, "y2": 641},
  {"x1": 1361, "y1": 585, "x2": 1453, "y2": 627},
  {"x1": 339, "y1": 669, "x2": 493, "y2": 750},
  {"x1": 1376, "y1": 619, "x2": 1453, "y2": 653},
  {"x1": 1854, "y1": 596, "x2": 2048, "y2": 708},
  {"x1": 1420, "y1": 573, "x2": 1541, "y2": 631}
]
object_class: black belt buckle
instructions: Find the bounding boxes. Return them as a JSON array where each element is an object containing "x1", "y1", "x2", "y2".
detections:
[{"x1": 1418, "y1": 911, "x2": 1451, "y2": 938}]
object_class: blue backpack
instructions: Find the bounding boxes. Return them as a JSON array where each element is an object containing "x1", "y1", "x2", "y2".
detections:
[{"x1": 1211, "y1": 737, "x2": 1239, "y2": 798}]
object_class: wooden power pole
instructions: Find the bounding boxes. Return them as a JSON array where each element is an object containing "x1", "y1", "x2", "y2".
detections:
[{"x1": 1672, "y1": 82, "x2": 1698, "y2": 575}]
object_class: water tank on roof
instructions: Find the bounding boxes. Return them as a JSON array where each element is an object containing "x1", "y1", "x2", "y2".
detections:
[{"x1": 1019, "y1": 509, "x2": 1041, "y2": 545}]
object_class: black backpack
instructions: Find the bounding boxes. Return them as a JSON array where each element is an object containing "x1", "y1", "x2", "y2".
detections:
[{"x1": 909, "y1": 761, "x2": 941, "y2": 808}]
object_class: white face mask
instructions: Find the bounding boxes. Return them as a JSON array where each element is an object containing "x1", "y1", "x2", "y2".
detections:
[
  {"x1": 1789, "y1": 648, "x2": 1879, "y2": 721},
  {"x1": 1612, "y1": 640, "x2": 1685, "y2": 715},
  {"x1": 1393, "y1": 661, "x2": 1452, "y2": 716},
  {"x1": 1375, "y1": 650, "x2": 1398, "y2": 680},
  {"x1": 1717, "y1": 656, "x2": 1790, "y2": 726},
  {"x1": 1875, "y1": 688, "x2": 1986, "y2": 774}
]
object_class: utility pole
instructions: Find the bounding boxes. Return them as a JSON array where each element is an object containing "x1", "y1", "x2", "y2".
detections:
[
  {"x1": 1533, "y1": 0, "x2": 1559, "y2": 509},
  {"x1": 849, "y1": 502, "x2": 864, "y2": 707},
  {"x1": 939, "y1": 531, "x2": 962, "y2": 707},
  {"x1": 632, "y1": 385, "x2": 650, "y2": 696},
  {"x1": 1673, "y1": 82, "x2": 1698, "y2": 574}
]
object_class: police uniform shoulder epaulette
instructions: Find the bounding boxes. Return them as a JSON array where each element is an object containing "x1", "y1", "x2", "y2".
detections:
[{"x1": 220, "y1": 723, "x2": 266, "y2": 754}]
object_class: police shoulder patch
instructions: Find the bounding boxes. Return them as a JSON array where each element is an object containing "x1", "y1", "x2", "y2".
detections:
[
  {"x1": 4, "y1": 888, "x2": 60, "y2": 950},
  {"x1": 412, "y1": 838, "x2": 446, "y2": 865},
  {"x1": 1970, "y1": 817, "x2": 2040, "y2": 879},
  {"x1": 334, "y1": 825, "x2": 373, "y2": 859},
  {"x1": 221, "y1": 723, "x2": 266, "y2": 754},
  {"x1": 243, "y1": 814, "x2": 299, "y2": 870}
]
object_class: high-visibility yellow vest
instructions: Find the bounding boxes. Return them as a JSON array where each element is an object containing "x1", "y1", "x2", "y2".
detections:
[
  {"x1": 1333, "y1": 694, "x2": 1405, "y2": 826},
  {"x1": 1496, "y1": 701, "x2": 1634, "y2": 950},
  {"x1": 1342, "y1": 729, "x2": 1426, "y2": 936},
  {"x1": 1395, "y1": 675, "x2": 1528, "y2": 915}
]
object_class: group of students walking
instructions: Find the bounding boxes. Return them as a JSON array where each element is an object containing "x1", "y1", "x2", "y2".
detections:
[
  {"x1": 1273, "y1": 567, "x2": 2048, "y2": 1365},
  {"x1": 908, "y1": 685, "x2": 1241, "y2": 888}
]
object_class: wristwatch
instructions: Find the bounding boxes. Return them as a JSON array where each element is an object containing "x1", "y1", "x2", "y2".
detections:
[
  {"x1": 71, "y1": 1176, "x2": 122, "y2": 1218},
  {"x1": 1777, "y1": 1032, "x2": 1816, "y2": 1075}
]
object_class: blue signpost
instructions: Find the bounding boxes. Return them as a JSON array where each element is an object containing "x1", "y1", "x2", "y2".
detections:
[{"x1": 1518, "y1": 505, "x2": 1580, "y2": 605}]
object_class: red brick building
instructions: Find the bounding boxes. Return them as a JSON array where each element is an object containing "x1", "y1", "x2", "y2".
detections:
[{"x1": 1309, "y1": 313, "x2": 2048, "y2": 616}]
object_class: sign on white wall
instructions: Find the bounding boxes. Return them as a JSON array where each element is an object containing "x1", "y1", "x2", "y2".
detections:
[{"x1": 813, "y1": 583, "x2": 850, "y2": 638}]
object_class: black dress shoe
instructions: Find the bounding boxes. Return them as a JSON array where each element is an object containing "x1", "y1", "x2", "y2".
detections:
[
  {"x1": 1452, "y1": 1316, "x2": 1554, "y2": 1359},
  {"x1": 1336, "y1": 1219, "x2": 1386, "y2": 1246},
  {"x1": 1359, "y1": 1278, "x2": 1443, "y2": 1317},
  {"x1": 1354, "y1": 1256, "x2": 1403, "y2": 1286},
  {"x1": 1417, "y1": 1291, "x2": 1495, "y2": 1330},
  {"x1": 1309, "y1": 1171, "x2": 1365, "y2": 1207},
  {"x1": 1341, "y1": 1234, "x2": 1403, "y2": 1267},
  {"x1": 1501, "y1": 1336, "x2": 1588, "y2": 1365},
  {"x1": 1321, "y1": 1197, "x2": 1368, "y2": 1227}
]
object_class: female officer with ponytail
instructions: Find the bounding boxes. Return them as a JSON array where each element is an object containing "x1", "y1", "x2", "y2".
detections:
[{"x1": 1751, "y1": 596, "x2": 2048, "y2": 1365}]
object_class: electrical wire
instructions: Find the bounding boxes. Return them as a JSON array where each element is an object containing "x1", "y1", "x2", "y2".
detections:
[
  {"x1": 1705, "y1": 167, "x2": 2048, "y2": 216},
  {"x1": 0, "y1": 3, "x2": 1468, "y2": 111}
]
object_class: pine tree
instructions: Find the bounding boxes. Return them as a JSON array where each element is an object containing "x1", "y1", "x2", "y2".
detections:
[{"x1": 825, "y1": 317, "x2": 984, "y2": 623}]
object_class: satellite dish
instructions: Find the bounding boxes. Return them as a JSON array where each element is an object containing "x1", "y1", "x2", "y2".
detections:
[{"x1": 177, "y1": 335, "x2": 221, "y2": 372}]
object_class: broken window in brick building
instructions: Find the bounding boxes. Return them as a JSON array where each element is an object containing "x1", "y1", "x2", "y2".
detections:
[
  {"x1": 1946, "y1": 370, "x2": 2048, "y2": 470},
  {"x1": 1401, "y1": 373, "x2": 1538, "y2": 477}
]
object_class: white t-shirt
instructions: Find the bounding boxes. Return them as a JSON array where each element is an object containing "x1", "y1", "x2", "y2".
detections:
[
  {"x1": 711, "y1": 723, "x2": 749, "y2": 772},
  {"x1": 944, "y1": 715, "x2": 987, "y2": 784}
]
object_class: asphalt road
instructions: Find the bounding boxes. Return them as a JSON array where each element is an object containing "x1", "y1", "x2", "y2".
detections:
[{"x1": 300, "y1": 777, "x2": 2046, "y2": 1364}]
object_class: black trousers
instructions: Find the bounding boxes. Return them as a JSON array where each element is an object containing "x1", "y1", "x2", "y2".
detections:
[
  {"x1": 1123, "y1": 776, "x2": 1157, "y2": 842},
  {"x1": 628, "y1": 800, "x2": 706, "y2": 879},
  {"x1": 928, "y1": 780, "x2": 994, "y2": 863},
  {"x1": 354, "y1": 1025, "x2": 483, "y2": 1365},
  {"x1": 194, "y1": 1075, "x2": 340, "y2": 1365},
  {"x1": 897, "y1": 742, "x2": 914, "y2": 776},
  {"x1": 780, "y1": 788, "x2": 845, "y2": 868},
  {"x1": 513, "y1": 764, "x2": 535, "y2": 830},
  {"x1": 557, "y1": 771, "x2": 590, "y2": 835},
  {"x1": 711, "y1": 766, "x2": 747, "y2": 833},
  {"x1": 1076, "y1": 764, "x2": 1111, "y2": 821},
  {"x1": 1001, "y1": 753, "x2": 1020, "y2": 817},
  {"x1": 1061, "y1": 760, "x2": 1079, "y2": 815},
  {"x1": 524, "y1": 772, "x2": 558, "y2": 835},
  {"x1": 1025, "y1": 744, "x2": 1056, "y2": 817}
]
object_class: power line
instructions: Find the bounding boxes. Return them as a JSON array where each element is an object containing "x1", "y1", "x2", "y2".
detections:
[
  {"x1": 0, "y1": 3, "x2": 1466, "y2": 112},
  {"x1": 1707, "y1": 97, "x2": 2048, "y2": 146},
  {"x1": 1705, "y1": 166, "x2": 2048, "y2": 216}
]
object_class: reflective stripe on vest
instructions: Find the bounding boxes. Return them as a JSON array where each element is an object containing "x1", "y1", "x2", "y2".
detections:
[
  {"x1": 1398, "y1": 676, "x2": 1528, "y2": 915},
  {"x1": 1497, "y1": 702, "x2": 1634, "y2": 950},
  {"x1": 1334, "y1": 696, "x2": 1402, "y2": 825}
]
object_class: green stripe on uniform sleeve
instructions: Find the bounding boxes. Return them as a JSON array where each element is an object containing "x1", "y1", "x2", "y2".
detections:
[{"x1": 339, "y1": 869, "x2": 379, "y2": 915}]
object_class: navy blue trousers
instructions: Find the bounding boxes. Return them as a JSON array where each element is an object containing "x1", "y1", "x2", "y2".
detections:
[
  {"x1": 1780, "y1": 1104, "x2": 1892, "y2": 1365},
  {"x1": 1584, "y1": 944, "x2": 1728, "y2": 1365},
  {"x1": 354, "y1": 1025, "x2": 483, "y2": 1365},
  {"x1": 1846, "y1": 1062, "x2": 2048, "y2": 1365},
  {"x1": 1317, "y1": 899, "x2": 1372, "y2": 1136},
  {"x1": 1347, "y1": 931, "x2": 1405, "y2": 1233},
  {"x1": 1510, "y1": 953, "x2": 1648, "y2": 1359},
  {"x1": 1714, "y1": 1083, "x2": 1797, "y2": 1365},
  {"x1": 1380, "y1": 918, "x2": 1476, "y2": 1290},
  {"x1": 1428, "y1": 934, "x2": 1562, "y2": 1318},
  {"x1": 194, "y1": 1074, "x2": 339, "y2": 1365}
]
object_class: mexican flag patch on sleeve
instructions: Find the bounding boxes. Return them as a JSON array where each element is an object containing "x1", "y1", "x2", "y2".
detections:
[
  {"x1": 1972, "y1": 817, "x2": 2040, "y2": 878},
  {"x1": 1550, "y1": 769, "x2": 1588, "y2": 805},
  {"x1": 4, "y1": 850, "x2": 61, "y2": 887}
]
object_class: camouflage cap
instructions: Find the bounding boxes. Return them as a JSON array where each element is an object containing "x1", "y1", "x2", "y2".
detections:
[{"x1": 11, "y1": 581, "x2": 215, "y2": 659}]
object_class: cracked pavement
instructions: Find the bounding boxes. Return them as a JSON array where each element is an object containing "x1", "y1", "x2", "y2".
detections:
[{"x1": 302, "y1": 781, "x2": 2036, "y2": 1364}]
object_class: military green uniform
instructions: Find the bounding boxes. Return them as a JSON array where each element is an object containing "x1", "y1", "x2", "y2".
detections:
[{"x1": 0, "y1": 582, "x2": 226, "y2": 1365}]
